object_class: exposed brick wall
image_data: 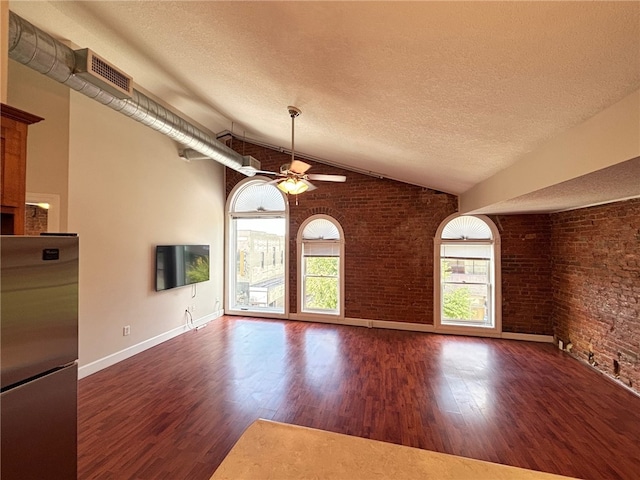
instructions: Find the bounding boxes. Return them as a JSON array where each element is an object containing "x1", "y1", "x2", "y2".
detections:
[
  {"x1": 492, "y1": 214, "x2": 553, "y2": 335},
  {"x1": 228, "y1": 141, "x2": 628, "y2": 345},
  {"x1": 226, "y1": 141, "x2": 458, "y2": 323},
  {"x1": 25, "y1": 205, "x2": 48, "y2": 235},
  {"x1": 551, "y1": 198, "x2": 640, "y2": 392}
]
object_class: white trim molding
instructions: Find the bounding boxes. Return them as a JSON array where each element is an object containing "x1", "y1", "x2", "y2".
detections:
[
  {"x1": 501, "y1": 332, "x2": 554, "y2": 343},
  {"x1": 286, "y1": 313, "x2": 552, "y2": 342},
  {"x1": 371, "y1": 319, "x2": 435, "y2": 333},
  {"x1": 289, "y1": 313, "x2": 366, "y2": 327}
]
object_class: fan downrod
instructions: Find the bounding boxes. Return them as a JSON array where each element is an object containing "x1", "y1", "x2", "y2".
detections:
[{"x1": 288, "y1": 106, "x2": 301, "y2": 118}]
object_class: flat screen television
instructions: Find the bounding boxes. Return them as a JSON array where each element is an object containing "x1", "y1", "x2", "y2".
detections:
[{"x1": 155, "y1": 245, "x2": 210, "y2": 291}]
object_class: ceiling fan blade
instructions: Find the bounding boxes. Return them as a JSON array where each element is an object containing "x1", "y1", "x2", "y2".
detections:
[
  {"x1": 253, "y1": 169, "x2": 280, "y2": 175},
  {"x1": 301, "y1": 179, "x2": 317, "y2": 191},
  {"x1": 306, "y1": 174, "x2": 347, "y2": 183},
  {"x1": 289, "y1": 159, "x2": 311, "y2": 174}
]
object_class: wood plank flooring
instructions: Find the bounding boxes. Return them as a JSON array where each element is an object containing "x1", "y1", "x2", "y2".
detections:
[{"x1": 78, "y1": 317, "x2": 640, "y2": 479}]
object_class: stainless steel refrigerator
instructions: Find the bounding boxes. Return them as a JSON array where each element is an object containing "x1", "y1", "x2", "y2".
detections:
[{"x1": 1, "y1": 235, "x2": 79, "y2": 479}]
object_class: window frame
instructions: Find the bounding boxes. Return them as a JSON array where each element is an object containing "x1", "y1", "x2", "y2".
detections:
[
  {"x1": 225, "y1": 177, "x2": 289, "y2": 319},
  {"x1": 296, "y1": 214, "x2": 345, "y2": 319},
  {"x1": 434, "y1": 214, "x2": 502, "y2": 337}
]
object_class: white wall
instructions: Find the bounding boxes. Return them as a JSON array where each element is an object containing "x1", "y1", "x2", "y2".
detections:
[
  {"x1": 7, "y1": 64, "x2": 226, "y2": 371},
  {"x1": 7, "y1": 62, "x2": 70, "y2": 231},
  {"x1": 67, "y1": 92, "x2": 226, "y2": 368}
]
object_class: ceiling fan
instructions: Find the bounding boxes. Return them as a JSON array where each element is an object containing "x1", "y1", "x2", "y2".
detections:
[{"x1": 256, "y1": 106, "x2": 346, "y2": 195}]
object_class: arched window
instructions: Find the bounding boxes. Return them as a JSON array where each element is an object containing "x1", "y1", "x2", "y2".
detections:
[
  {"x1": 226, "y1": 177, "x2": 288, "y2": 317},
  {"x1": 297, "y1": 215, "x2": 345, "y2": 317},
  {"x1": 434, "y1": 214, "x2": 501, "y2": 336}
]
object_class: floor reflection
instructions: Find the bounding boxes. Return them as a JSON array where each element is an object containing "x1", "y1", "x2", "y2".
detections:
[
  {"x1": 220, "y1": 319, "x2": 496, "y2": 431},
  {"x1": 227, "y1": 319, "x2": 287, "y2": 411},
  {"x1": 438, "y1": 339, "x2": 494, "y2": 419},
  {"x1": 303, "y1": 329, "x2": 343, "y2": 391}
]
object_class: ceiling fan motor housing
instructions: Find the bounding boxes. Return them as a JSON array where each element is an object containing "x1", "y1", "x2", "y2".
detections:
[{"x1": 288, "y1": 106, "x2": 301, "y2": 118}]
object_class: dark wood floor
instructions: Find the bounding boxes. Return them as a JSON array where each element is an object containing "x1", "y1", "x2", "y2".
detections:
[{"x1": 78, "y1": 316, "x2": 640, "y2": 480}]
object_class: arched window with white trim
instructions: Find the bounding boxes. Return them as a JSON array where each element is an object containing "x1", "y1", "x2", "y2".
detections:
[
  {"x1": 226, "y1": 177, "x2": 288, "y2": 317},
  {"x1": 434, "y1": 214, "x2": 501, "y2": 336},
  {"x1": 297, "y1": 215, "x2": 345, "y2": 317}
]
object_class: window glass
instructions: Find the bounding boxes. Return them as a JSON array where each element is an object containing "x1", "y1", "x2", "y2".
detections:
[
  {"x1": 228, "y1": 179, "x2": 287, "y2": 315},
  {"x1": 299, "y1": 216, "x2": 343, "y2": 316},
  {"x1": 303, "y1": 256, "x2": 339, "y2": 312},
  {"x1": 437, "y1": 215, "x2": 498, "y2": 331}
]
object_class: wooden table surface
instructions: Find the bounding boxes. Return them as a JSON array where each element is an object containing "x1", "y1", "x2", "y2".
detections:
[{"x1": 211, "y1": 419, "x2": 576, "y2": 480}]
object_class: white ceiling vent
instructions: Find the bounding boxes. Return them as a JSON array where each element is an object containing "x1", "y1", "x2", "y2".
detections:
[
  {"x1": 73, "y1": 48, "x2": 133, "y2": 99},
  {"x1": 239, "y1": 155, "x2": 261, "y2": 175}
]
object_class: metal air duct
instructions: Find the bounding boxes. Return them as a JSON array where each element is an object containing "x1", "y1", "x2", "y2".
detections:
[{"x1": 7, "y1": 11, "x2": 255, "y2": 175}]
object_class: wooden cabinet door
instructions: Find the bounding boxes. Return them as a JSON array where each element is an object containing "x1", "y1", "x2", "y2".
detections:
[{"x1": 1, "y1": 117, "x2": 28, "y2": 208}]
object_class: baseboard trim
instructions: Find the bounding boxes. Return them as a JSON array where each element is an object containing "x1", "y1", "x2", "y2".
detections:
[
  {"x1": 501, "y1": 332, "x2": 554, "y2": 343},
  {"x1": 288, "y1": 313, "x2": 371, "y2": 328},
  {"x1": 289, "y1": 313, "x2": 553, "y2": 343},
  {"x1": 288, "y1": 314, "x2": 552, "y2": 343},
  {"x1": 289, "y1": 314, "x2": 434, "y2": 332},
  {"x1": 78, "y1": 311, "x2": 222, "y2": 379},
  {"x1": 371, "y1": 319, "x2": 435, "y2": 332}
]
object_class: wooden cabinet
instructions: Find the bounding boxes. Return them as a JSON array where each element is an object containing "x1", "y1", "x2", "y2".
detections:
[{"x1": 1, "y1": 104, "x2": 43, "y2": 235}]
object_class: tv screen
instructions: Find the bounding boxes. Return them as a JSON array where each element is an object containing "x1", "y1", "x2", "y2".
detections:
[{"x1": 156, "y1": 245, "x2": 210, "y2": 291}]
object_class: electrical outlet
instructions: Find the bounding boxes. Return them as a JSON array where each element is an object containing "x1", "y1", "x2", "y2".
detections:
[
  {"x1": 191, "y1": 304, "x2": 196, "y2": 313},
  {"x1": 123, "y1": 325, "x2": 131, "y2": 336}
]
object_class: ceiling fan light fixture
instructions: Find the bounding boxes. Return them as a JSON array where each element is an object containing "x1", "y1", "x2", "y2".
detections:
[{"x1": 277, "y1": 178, "x2": 308, "y2": 195}]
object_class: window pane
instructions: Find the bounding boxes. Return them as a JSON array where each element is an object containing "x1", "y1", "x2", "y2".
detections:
[
  {"x1": 304, "y1": 277, "x2": 338, "y2": 311},
  {"x1": 442, "y1": 283, "x2": 489, "y2": 323},
  {"x1": 233, "y1": 217, "x2": 285, "y2": 312},
  {"x1": 442, "y1": 258, "x2": 490, "y2": 283},
  {"x1": 305, "y1": 257, "x2": 338, "y2": 276},
  {"x1": 303, "y1": 257, "x2": 339, "y2": 312}
]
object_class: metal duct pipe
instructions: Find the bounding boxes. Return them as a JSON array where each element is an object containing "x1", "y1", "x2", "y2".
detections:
[{"x1": 7, "y1": 11, "x2": 253, "y2": 175}]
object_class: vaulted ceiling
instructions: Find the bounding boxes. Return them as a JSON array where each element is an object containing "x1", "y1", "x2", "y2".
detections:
[{"x1": 8, "y1": 1, "x2": 640, "y2": 213}]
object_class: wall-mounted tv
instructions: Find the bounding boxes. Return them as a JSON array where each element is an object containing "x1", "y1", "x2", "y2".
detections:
[{"x1": 155, "y1": 245, "x2": 210, "y2": 291}]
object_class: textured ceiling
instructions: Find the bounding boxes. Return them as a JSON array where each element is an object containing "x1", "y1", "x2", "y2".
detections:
[{"x1": 8, "y1": 1, "x2": 640, "y2": 212}]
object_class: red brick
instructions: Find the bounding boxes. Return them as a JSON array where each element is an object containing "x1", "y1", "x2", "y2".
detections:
[
  {"x1": 227, "y1": 141, "x2": 457, "y2": 323},
  {"x1": 551, "y1": 198, "x2": 640, "y2": 392}
]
